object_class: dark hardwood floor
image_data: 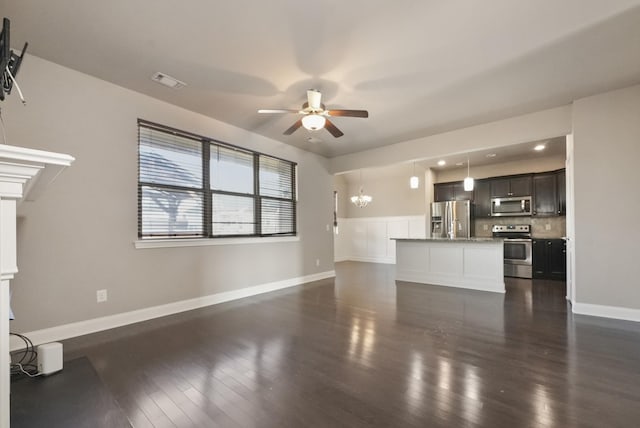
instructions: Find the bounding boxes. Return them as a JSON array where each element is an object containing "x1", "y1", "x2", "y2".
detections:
[{"x1": 25, "y1": 262, "x2": 640, "y2": 427}]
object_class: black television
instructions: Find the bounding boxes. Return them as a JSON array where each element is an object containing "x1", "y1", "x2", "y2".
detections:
[{"x1": 0, "y1": 17, "x2": 28, "y2": 102}]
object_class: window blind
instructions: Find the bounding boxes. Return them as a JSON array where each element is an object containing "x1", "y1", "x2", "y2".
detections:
[
  {"x1": 138, "y1": 120, "x2": 297, "y2": 239},
  {"x1": 259, "y1": 155, "x2": 296, "y2": 235},
  {"x1": 259, "y1": 155, "x2": 294, "y2": 199},
  {"x1": 138, "y1": 126, "x2": 204, "y2": 237}
]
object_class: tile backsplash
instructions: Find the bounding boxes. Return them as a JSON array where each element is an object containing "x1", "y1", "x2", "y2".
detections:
[{"x1": 475, "y1": 216, "x2": 566, "y2": 238}]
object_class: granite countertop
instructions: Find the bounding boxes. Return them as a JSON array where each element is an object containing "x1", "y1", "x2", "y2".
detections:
[{"x1": 392, "y1": 237, "x2": 503, "y2": 242}]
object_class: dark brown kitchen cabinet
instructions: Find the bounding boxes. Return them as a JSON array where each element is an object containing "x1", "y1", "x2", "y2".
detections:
[
  {"x1": 434, "y1": 183, "x2": 454, "y2": 202},
  {"x1": 434, "y1": 181, "x2": 473, "y2": 202},
  {"x1": 453, "y1": 182, "x2": 474, "y2": 201},
  {"x1": 532, "y1": 238, "x2": 566, "y2": 280},
  {"x1": 490, "y1": 175, "x2": 532, "y2": 198},
  {"x1": 474, "y1": 179, "x2": 491, "y2": 217},
  {"x1": 533, "y1": 173, "x2": 557, "y2": 216},
  {"x1": 557, "y1": 169, "x2": 566, "y2": 215}
]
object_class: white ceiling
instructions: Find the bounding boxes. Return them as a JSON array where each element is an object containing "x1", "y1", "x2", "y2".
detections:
[
  {"x1": 340, "y1": 137, "x2": 566, "y2": 184},
  {"x1": 3, "y1": 1, "x2": 640, "y2": 158}
]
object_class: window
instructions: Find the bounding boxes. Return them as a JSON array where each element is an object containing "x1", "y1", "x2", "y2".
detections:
[{"x1": 138, "y1": 120, "x2": 296, "y2": 239}]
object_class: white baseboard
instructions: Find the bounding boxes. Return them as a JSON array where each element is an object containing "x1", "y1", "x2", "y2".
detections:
[
  {"x1": 347, "y1": 256, "x2": 395, "y2": 265},
  {"x1": 10, "y1": 270, "x2": 335, "y2": 351},
  {"x1": 572, "y1": 302, "x2": 640, "y2": 322}
]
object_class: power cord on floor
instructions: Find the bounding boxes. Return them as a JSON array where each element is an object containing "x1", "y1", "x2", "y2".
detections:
[
  {"x1": 11, "y1": 362, "x2": 42, "y2": 378},
  {"x1": 10, "y1": 332, "x2": 41, "y2": 378}
]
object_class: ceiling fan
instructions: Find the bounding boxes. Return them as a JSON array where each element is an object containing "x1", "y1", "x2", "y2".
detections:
[{"x1": 258, "y1": 89, "x2": 368, "y2": 138}]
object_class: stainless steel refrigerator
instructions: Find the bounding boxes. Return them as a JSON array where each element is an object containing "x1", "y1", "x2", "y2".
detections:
[{"x1": 430, "y1": 201, "x2": 474, "y2": 238}]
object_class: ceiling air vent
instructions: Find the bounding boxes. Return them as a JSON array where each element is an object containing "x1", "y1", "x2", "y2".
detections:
[{"x1": 151, "y1": 72, "x2": 186, "y2": 89}]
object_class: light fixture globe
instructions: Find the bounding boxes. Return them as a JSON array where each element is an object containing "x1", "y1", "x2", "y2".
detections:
[
  {"x1": 409, "y1": 161, "x2": 420, "y2": 189},
  {"x1": 464, "y1": 176, "x2": 474, "y2": 191},
  {"x1": 464, "y1": 157, "x2": 474, "y2": 191},
  {"x1": 301, "y1": 114, "x2": 326, "y2": 131}
]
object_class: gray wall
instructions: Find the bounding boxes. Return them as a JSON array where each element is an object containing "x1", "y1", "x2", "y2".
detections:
[
  {"x1": 573, "y1": 84, "x2": 640, "y2": 309},
  {"x1": 4, "y1": 55, "x2": 334, "y2": 332}
]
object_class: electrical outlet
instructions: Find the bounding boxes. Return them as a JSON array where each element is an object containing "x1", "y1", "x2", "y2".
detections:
[
  {"x1": 483, "y1": 224, "x2": 489, "y2": 231},
  {"x1": 326, "y1": 224, "x2": 330, "y2": 232},
  {"x1": 96, "y1": 289, "x2": 108, "y2": 303},
  {"x1": 316, "y1": 259, "x2": 320, "y2": 267},
  {"x1": 545, "y1": 224, "x2": 551, "y2": 231}
]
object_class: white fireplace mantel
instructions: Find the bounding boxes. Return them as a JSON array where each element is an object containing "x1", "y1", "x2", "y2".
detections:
[{"x1": 0, "y1": 144, "x2": 74, "y2": 428}]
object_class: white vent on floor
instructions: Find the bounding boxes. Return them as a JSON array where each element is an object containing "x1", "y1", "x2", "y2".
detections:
[{"x1": 151, "y1": 72, "x2": 186, "y2": 89}]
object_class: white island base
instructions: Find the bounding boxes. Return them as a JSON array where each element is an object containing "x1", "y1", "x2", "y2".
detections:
[{"x1": 394, "y1": 238, "x2": 505, "y2": 293}]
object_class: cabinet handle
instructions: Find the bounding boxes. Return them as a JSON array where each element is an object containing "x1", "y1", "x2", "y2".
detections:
[{"x1": 547, "y1": 242, "x2": 551, "y2": 245}]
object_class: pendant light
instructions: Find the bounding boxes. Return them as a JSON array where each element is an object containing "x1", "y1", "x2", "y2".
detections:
[
  {"x1": 464, "y1": 156, "x2": 474, "y2": 191},
  {"x1": 410, "y1": 162, "x2": 419, "y2": 189},
  {"x1": 351, "y1": 170, "x2": 372, "y2": 208}
]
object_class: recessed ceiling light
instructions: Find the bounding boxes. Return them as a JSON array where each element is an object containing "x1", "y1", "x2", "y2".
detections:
[
  {"x1": 437, "y1": 160, "x2": 446, "y2": 166},
  {"x1": 151, "y1": 72, "x2": 187, "y2": 89},
  {"x1": 534, "y1": 144, "x2": 546, "y2": 151},
  {"x1": 486, "y1": 153, "x2": 497, "y2": 158},
  {"x1": 455, "y1": 162, "x2": 464, "y2": 166}
]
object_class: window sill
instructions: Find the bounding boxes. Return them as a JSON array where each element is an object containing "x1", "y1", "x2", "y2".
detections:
[{"x1": 134, "y1": 235, "x2": 299, "y2": 249}]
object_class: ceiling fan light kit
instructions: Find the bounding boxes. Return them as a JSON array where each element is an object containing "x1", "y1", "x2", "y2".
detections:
[
  {"x1": 258, "y1": 89, "x2": 368, "y2": 138},
  {"x1": 301, "y1": 114, "x2": 326, "y2": 131}
]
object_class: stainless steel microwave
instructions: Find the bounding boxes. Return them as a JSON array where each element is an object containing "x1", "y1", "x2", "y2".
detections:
[{"x1": 491, "y1": 196, "x2": 532, "y2": 216}]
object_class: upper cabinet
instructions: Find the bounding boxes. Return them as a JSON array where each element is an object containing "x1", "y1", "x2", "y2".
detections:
[
  {"x1": 533, "y1": 173, "x2": 557, "y2": 216},
  {"x1": 490, "y1": 175, "x2": 532, "y2": 198},
  {"x1": 532, "y1": 169, "x2": 566, "y2": 216},
  {"x1": 474, "y1": 179, "x2": 492, "y2": 217},
  {"x1": 557, "y1": 169, "x2": 566, "y2": 215},
  {"x1": 434, "y1": 181, "x2": 473, "y2": 202}
]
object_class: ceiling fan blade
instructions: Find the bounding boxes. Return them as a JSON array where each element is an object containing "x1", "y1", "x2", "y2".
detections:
[
  {"x1": 307, "y1": 89, "x2": 322, "y2": 110},
  {"x1": 283, "y1": 119, "x2": 303, "y2": 135},
  {"x1": 327, "y1": 109, "x2": 369, "y2": 118},
  {"x1": 258, "y1": 109, "x2": 300, "y2": 114},
  {"x1": 324, "y1": 119, "x2": 344, "y2": 138}
]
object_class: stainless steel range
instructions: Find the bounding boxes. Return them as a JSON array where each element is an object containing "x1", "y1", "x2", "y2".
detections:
[{"x1": 492, "y1": 224, "x2": 532, "y2": 279}]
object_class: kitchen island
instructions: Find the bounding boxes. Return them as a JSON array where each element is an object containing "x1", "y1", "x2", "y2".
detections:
[{"x1": 393, "y1": 238, "x2": 505, "y2": 293}]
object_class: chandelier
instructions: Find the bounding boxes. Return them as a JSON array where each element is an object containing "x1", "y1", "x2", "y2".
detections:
[
  {"x1": 351, "y1": 187, "x2": 372, "y2": 208},
  {"x1": 351, "y1": 170, "x2": 372, "y2": 208}
]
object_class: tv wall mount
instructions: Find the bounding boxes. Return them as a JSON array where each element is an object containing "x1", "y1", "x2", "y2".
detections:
[{"x1": 0, "y1": 17, "x2": 28, "y2": 103}]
